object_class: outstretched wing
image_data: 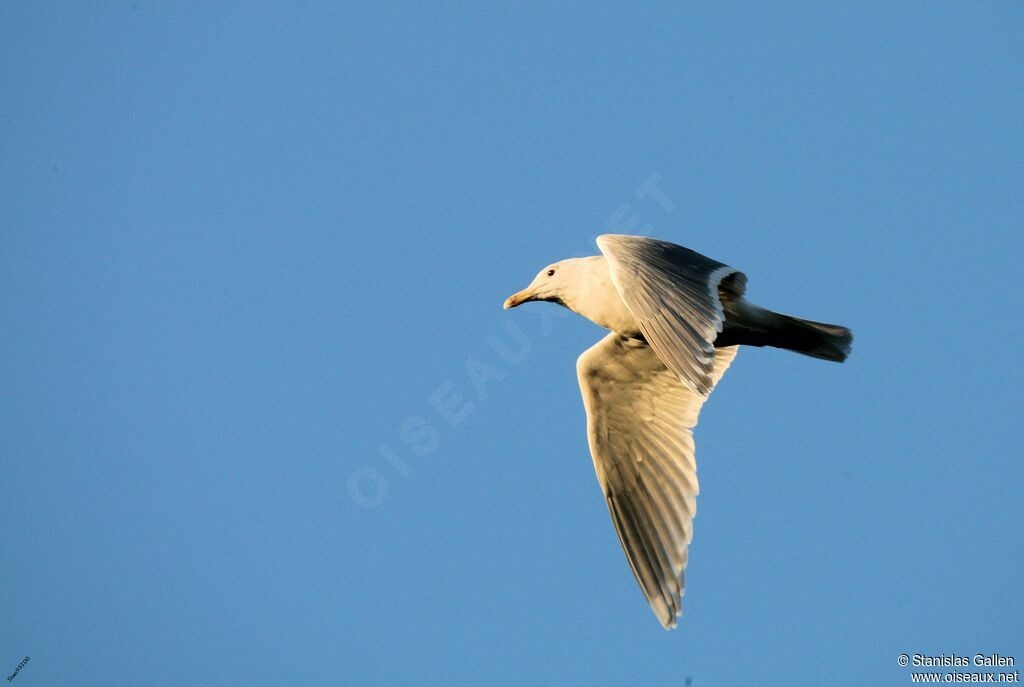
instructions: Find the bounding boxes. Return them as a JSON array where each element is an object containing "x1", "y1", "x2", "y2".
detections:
[
  {"x1": 577, "y1": 332, "x2": 737, "y2": 629},
  {"x1": 597, "y1": 234, "x2": 745, "y2": 395}
]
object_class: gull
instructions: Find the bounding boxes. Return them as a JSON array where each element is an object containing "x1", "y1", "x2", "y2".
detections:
[{"x1": 503, "y1": 234, "x2": 852, "y2": 629}]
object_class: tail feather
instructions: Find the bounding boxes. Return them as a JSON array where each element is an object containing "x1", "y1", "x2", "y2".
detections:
[
  {"x1": 762, "y1": 312, "x2": 853, "y2": 362},
  {"x1": 716, "y1": 296, "x2": 853, "y2": 361}
]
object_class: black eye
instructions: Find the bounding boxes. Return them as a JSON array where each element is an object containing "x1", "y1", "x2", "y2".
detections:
[{"x1": 547, "y1": 269, "x2": 555, "y2": 277}]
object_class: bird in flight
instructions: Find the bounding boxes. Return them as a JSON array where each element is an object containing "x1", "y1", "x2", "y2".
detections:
[{"x1": 503, "y1": 234, "x2": 852, "y2": 629}]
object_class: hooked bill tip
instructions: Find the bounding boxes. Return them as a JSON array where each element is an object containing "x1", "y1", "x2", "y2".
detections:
[{"x1": 503, "y1": 291, "x2": 527, "y2": 309}]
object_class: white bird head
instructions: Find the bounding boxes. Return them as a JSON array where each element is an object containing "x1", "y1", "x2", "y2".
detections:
[{"x1": 503, "y1": 257, "x2": 595, "y2": 310}]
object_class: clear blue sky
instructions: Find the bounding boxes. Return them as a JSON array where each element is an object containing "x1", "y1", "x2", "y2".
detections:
[{"x1": 2, "y1": 3, "x2": 1021, "y2": 685}]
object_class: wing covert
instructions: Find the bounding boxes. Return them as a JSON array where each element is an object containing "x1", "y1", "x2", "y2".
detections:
[{"x1": 596, "y1": 234, "x2": 744, "y2": 395}]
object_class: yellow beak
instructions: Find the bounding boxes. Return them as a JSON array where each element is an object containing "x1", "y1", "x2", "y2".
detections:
[{"x1": 503, "y1": 289, "x2": 534, "y2": 309}]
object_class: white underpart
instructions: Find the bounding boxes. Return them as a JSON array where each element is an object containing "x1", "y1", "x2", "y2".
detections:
[{"x1": 556, "y1": 256, "x2": 642, "y2": 335}]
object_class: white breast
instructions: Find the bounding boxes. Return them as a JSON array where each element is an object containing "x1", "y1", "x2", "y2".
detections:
[{"x1": 566, "y1": 256, "x2": 642, "y2": 336}]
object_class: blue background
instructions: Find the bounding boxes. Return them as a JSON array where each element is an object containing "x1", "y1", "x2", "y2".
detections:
[{"x1": 2, "y1": 3, "x2": 1021, "y2": 685}]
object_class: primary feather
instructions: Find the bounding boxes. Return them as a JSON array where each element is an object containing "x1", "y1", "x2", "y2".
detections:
[{"x1": 578, "y1": 334, "x2": 737, "y2": 628}]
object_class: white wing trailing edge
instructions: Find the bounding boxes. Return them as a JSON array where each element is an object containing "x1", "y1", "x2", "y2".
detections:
[
  {"x1": 597, "y1": 234, "x2": 745, "y2": 396},
  {"x1": 577, "y1": 333, "x2": 737, "y2": 628}
]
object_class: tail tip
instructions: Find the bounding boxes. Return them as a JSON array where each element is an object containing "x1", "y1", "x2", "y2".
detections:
[{"x1": 816, "y1": 325, "x2": 853, "y2": 362}]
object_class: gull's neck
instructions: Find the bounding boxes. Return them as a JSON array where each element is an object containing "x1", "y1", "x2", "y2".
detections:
[{"x1": 563, "y1": 256, "x2": 640, "y2": 336}]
